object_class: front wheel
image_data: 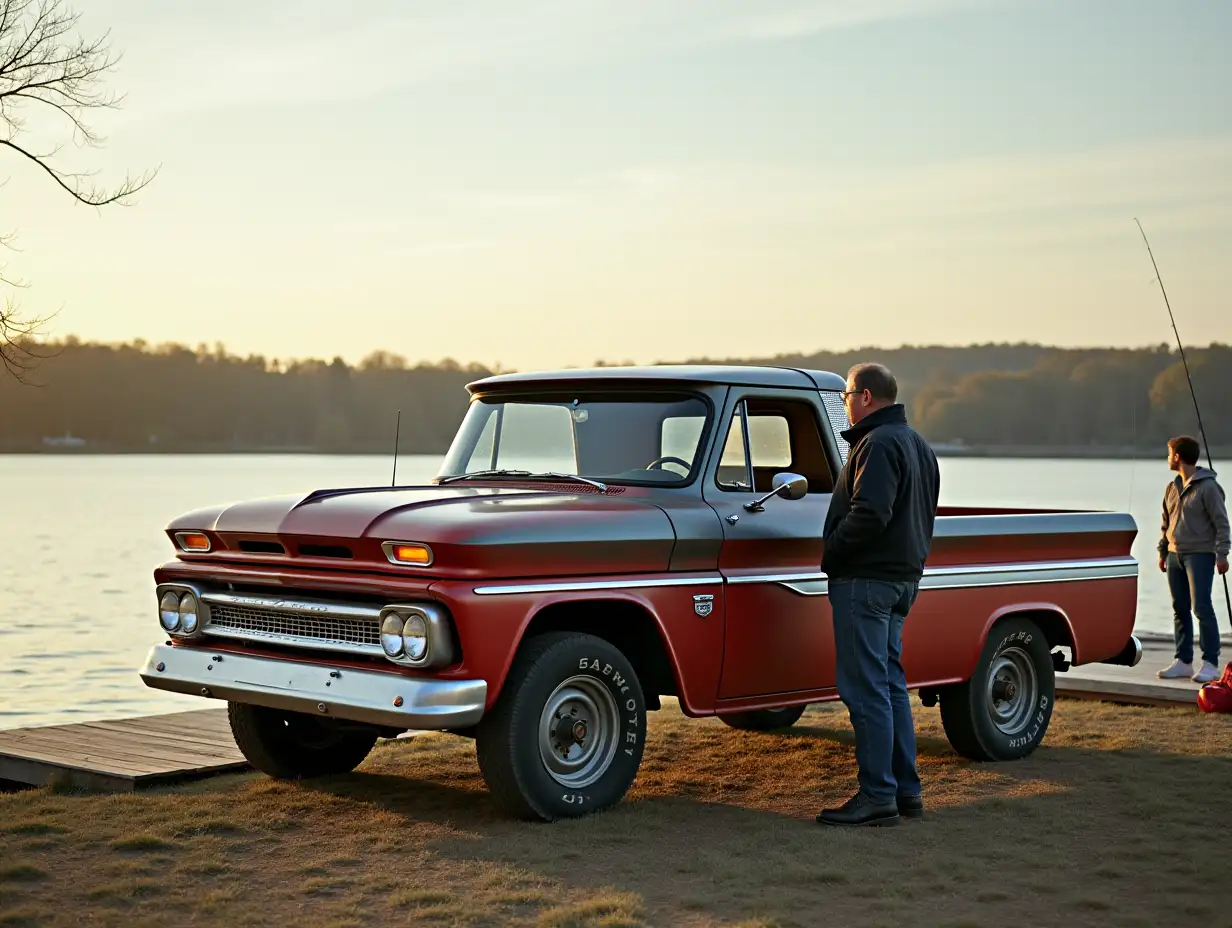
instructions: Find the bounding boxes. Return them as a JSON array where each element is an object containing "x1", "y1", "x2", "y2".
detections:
[
  {"x1": 718, "y1": 705, "x2": 807, "y2": 731},
  {"x1": 227, "y1": 702, "x2": 378, "y2": 779},
  {"x1": 939, "y1": 616, "x2": 1055, "y2": 761},
  {"x1": 475, "y1": 632, "x2": 646, "y2": 821}
]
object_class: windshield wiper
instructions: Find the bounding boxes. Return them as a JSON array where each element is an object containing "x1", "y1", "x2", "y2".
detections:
[
  {"x1": 437, "y1": 470, "x2": 607, "y2": 491},
  {"x1": 438, "y1": 469, "x2": 532, "y2": 485}
]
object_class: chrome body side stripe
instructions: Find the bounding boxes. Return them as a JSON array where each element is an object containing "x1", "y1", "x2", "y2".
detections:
[
  {"x1": 918, "y1": 557, "x2": 1137, "y2": 591},
  {"x1": 473, "y1": 575, "x2": 724, "y2": 596},
  {"x1": 774, "y1": 557, "x2": 1138, "y2": 597},
  {"x1": 471, "y1": 558, "x2": 1136, "y2": 597},
  {"x1": 728, "y1": 572, "x2": 826, "y2": 585},
  {"x1": 778, "y1": 579, "x2": 829, "y2": 597},
  {"x1": 921, "y1": 557, "x2": 1137, "y2": 578}
]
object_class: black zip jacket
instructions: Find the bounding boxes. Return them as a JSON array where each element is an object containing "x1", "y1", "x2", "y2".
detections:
[{"x1": 822, "y1": 404, "x2": 940, "y2": 582}]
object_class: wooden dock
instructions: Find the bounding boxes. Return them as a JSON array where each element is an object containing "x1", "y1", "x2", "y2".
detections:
[
  {"x1": 0, "y1": 635, "x2": 1217, "y2": 792},
  {"x1": 0, "y1": 708, "x2": 248, "y2": 792}
]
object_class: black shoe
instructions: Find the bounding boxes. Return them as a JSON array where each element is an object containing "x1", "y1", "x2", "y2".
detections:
[
  {"x1": 897, "y1": 794, "x2": 924, "y2": 819},
  {"x1": 816, "y1": 792, "x2": 900, "y2": 827}
]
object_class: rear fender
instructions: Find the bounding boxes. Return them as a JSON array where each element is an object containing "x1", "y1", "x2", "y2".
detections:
[{"x1": 971, "y1": 602, "x2": 1079, "y2": 674}]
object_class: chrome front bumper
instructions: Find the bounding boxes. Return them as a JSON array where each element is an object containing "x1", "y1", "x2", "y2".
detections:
[{"x1": 139, "y1": 644, "x2": 486, "y2": 730}]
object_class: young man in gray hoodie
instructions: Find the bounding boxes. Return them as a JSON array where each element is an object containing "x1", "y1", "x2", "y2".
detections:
[{"x1": 1156, "y1": 435, "x2": 1230, "y2": 683}]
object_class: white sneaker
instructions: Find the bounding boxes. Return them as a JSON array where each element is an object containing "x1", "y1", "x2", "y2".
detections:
[
  {"x1": 1192, "y1": 662, "x2": 1220, "y2": 684},
  {"x1": 1157, "y1": 660, "x2": 1194, "y2": 679}
]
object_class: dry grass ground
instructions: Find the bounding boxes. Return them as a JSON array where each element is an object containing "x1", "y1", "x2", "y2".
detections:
[{"x1": 2, "y1": 697, "x2": 1231, "y2": 928}]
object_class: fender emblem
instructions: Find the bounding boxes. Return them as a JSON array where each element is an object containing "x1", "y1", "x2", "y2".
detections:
[{"x1": 693, "y1": 594, "x2": 714, "y2": 617}]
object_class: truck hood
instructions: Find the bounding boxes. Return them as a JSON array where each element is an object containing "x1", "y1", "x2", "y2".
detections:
[{"x1": 169, "y1": 484, "x2": 677, "y2": 579}]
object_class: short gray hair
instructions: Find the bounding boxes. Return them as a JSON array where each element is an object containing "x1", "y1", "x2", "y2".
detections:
[{"x1": 847, "y1": 362, "x2": 898, "y2": 403}]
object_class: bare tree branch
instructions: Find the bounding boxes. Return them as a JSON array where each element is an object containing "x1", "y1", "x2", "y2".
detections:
[
  {"x1": 0, "y1": 0, "x2": 157, "y2": 204},
  {"x1": 0, "y1": 137, "x2": 149, "y2": 204},
  {"x1": 0, "y1": 292, "x2": 58, "y2": 384},
  {"x1": 0, "y1": 225, "x2": 47, "y2": 382},
  {"x1": 0, "y1": 0, "x2": 156, "y2": 381}
]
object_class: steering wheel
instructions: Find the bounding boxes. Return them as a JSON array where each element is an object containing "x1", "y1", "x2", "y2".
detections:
[{"x1": 645, "y1": 456, "x2": 691, "y2": 473}]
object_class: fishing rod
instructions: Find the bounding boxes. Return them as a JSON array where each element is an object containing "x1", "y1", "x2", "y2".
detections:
[{"x1": 1135, "y1": 217, "x2": 1232, "y2": 627}]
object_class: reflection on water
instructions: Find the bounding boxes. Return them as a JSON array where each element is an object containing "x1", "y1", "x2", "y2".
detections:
[{"x1": 0, "y1": 453, "x2": 1221, "y2": 730}]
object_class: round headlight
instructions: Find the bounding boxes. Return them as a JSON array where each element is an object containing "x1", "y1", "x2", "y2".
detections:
[
  {"x1": 159, "y1": 591, "x2": 182, "y2": 631},
  {"x1": 381, "y1": 614, "x2": 405, "y2": 657},
  {"x1": 402, "y1": 613, "x2": 428, "y2": 662},
  {"x1": 178, "y1": 593, "x2": 199, "y2": 634}
]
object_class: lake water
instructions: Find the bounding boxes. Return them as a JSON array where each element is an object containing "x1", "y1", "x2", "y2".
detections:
[{"x1": 1, "y1": 453, "x2": 1226, "y2": 730}]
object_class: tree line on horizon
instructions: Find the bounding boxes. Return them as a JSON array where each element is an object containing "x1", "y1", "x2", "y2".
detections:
[{"x1": 1, "y1": 337, "x2": 1229, "y2": 454}]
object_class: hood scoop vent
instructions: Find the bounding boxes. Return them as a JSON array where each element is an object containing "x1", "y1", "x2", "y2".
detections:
[
  {"x1": 238, "y1": 540, "x2": 286, "y2": 554},
  {"x1": 493, "y1": 482, "x2": 627, "y2": 495},
  {"x1": 298, "y1": 543, "x2": 354, "y2": 559}
]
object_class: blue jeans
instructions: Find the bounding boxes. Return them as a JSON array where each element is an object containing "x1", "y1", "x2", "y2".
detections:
[
  {"x1": 1167, "y1": 552, "x2": 1220, "y2": 666},
  {"x1": 829, "y1": 577, "x2": 922, "y2": 804}
]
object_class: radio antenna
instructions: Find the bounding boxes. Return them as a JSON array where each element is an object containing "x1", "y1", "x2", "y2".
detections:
[
  {"x1": 1135, "y1": 218, "x2": 1231, "y2": 626},
  {"x1": 391, "y1": 409, "x2": 401, "y2": 487}
]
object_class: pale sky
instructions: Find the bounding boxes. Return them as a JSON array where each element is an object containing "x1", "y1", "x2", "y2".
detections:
[{"x1": 4, "y1": 0, "x2": 1230, "y2": 371}]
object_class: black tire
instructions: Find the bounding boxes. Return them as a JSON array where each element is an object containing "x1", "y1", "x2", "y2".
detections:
[
  {"x1": 717, "y1": 704, "x2": 807, "y2": 731},
  {"x1": 475, "y1": 632, "x2": 646, "y2": 821},
  {"x1": 227, "y1": 702, "x2": 378, "y2": 779},
  {"x1": 939, "y1": 616, "x2": 1055, "y2": 761}
]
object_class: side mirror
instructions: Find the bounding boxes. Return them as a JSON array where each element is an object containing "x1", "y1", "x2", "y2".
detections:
[{"x1": 744, "y1": 472, "x2": 809, "y2": 512}]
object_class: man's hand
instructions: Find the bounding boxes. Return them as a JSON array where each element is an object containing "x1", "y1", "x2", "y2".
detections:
[
  {"x1": 1159, "y1": 556, "x2": 1167, "y2": 573},
  {"x1": 1219, "y1": 557, "x2": 1229, "y2": 576}
]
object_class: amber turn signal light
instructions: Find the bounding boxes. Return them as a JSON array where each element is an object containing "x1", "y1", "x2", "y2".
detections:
[
  {"x1": 174, "y1": 532, "x2": 211, "y2": 552},
  {"x1": 381, "y1": 541, "x2": 433, "y2": 566}
]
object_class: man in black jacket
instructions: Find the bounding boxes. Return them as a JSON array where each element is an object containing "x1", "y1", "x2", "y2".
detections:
[{"x1": 816, "y1": 362, "x2": 940, "y2": 827}]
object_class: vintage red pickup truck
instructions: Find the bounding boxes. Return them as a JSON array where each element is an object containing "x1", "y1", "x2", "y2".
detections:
[{"x1": 140, "y1": 365, "x2": 1142, "y2": 820}]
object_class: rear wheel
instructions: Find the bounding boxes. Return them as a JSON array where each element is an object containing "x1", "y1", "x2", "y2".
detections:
[
  {"x1": 718, "y1": 704, "x2": 807, "y2": 731},
  {"x1": 475, "y1": 632, "x2": 646, "y2": 821},
  {"x1": 227, "y1": 702, "x2": 378, "y2": 779},
  {"x1": 940, "y1": 617, "x2": 1055, "y2": 761}
]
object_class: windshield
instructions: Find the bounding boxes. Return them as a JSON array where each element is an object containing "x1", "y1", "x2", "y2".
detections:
[{"x1": 438, "y1": 393, "x2": 711, "y2": 485}]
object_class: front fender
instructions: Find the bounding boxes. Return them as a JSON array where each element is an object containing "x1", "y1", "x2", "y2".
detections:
[{"x1": 428, "y1": 575, "x2": 724, "y2": 715}]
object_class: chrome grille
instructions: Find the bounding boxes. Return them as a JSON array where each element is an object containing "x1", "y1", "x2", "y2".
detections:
[
  {"x1": 200, "y1": 591, "x2": 384, "y2": 657},
  {"x1": 208, "y1": 604, "x2": 379, "y2": 649}
]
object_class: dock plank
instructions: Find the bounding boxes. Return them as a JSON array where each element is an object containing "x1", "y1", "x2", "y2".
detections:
[
  {"x1": 3, "y1": 727, "x2": 240, "y2": 767},
  {"x1": 79, "y1": 720, "x2": 241, "y2": 751},
  {"x1": 0, "y1": 747, "x2": 174, "y2": 778},
  {"x1": 0, "y1": 708, "x2": 248, "y2": 791},
  {"x1": 0, "y1": 730, "x2": 236, "y2": 773}
]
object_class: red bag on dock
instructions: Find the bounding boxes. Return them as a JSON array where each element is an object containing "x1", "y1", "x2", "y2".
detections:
[{"x1": 1196, "y1": 662, "x2": 1232, "y2": 714}]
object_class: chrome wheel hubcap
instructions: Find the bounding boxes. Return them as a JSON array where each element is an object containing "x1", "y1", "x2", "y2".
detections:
[
  {"x1": 538, "y1": 675, "x2": 620, "y2": 788},
  {"x1": 985, "y1": 646, "x2": 1038, "y2": 736}
]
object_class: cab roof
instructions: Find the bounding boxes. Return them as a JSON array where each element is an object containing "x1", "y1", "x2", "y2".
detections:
[{"x1": 467, "y1": 364, "x2": 847, "y2": 394}]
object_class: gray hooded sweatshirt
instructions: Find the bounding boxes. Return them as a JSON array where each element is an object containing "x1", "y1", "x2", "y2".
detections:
[{"x1": 1157, "y1": 466, "x2": 1231, "y2": 559}]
